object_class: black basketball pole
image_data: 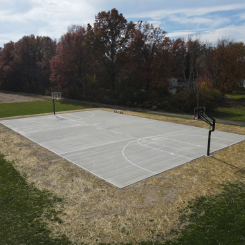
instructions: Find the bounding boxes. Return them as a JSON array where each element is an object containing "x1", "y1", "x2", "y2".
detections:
[
  {"x1": 207, "y1": 130, "x2": 212, "y2": 156},
  {"x1": 53, "y1": 99, "x2": 55, "y2": 115}
]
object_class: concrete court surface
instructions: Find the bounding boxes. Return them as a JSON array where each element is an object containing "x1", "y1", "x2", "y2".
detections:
[{"x1": 1, "y1": 110, "x2": 245, "y2": 188}]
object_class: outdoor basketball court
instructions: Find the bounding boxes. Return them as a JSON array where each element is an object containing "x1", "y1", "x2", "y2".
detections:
[{"x1": 1, "y1": 110, "x2": 245, "y2": 188}]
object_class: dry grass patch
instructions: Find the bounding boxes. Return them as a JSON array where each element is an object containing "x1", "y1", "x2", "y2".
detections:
[
  {"x1": 0, "y1": 92, "x2": 45, "y2": 103},
  {"x1": 0, "y1": 108, "x2": 244, "y2": 244}
]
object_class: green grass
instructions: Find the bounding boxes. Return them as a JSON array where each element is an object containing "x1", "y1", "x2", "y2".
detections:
[
  {"x1": 164, "y1": 182, "x2": 245, "y2": 245},
  {"x1": 225, "y1": 94, "x2": 245, "y2": 99},
  {"x1": 0, "y1": 154, "x2": 71, "y2": 244},
  {"x1": 0, "y1": 99, "x2": 96, "y2": 118},
  {"x1": 154, "y1": 106, "x2": 245, "y2": 122},
  {"x1": 212, "y1": 106, "x2": 245, "y2": 122},
  {"x1": 225, "y1": 88, "x2": 245, "y2": 99},
  {"x1": 103, "y1": 182, "x2": 245, "y2": 245}
]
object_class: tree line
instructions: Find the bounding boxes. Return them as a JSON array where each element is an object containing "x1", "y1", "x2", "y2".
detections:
[{"x1": 0, "y1": 8, "x2": 245, "y2": 112}]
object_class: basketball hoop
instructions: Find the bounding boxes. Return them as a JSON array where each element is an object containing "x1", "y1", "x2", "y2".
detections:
[
  {"x1": 51, "y1": 92, "x2": 61, "y2": 115},
  {"x1": 52, "y1": 92, "x2": 61, "y2": 100}
]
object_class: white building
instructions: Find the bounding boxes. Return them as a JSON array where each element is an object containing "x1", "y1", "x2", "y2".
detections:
[
  {"x1": 169, "y1": 77, "x2": 194, "y2": 88},
  {"x1": 240, "y1": 79, "x2": 245, "y2": 88}
]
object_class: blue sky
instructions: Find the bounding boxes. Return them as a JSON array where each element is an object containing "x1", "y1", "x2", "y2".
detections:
[{"x1": 1, "y1": 0, "x2": 245, "y2": 48}]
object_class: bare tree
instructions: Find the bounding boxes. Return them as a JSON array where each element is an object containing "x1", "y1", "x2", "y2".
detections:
[{"x1": 181, "y1": 35, "x2": 206, "y2": 107}]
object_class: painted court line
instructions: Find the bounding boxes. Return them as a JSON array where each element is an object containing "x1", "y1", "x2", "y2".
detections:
[
  {"x1": 60, "y1": 137, "x2": 136, "y2": 156},
  {"x1": 55, "y1": 115, "x2": 87, "y2": 124},
  {"x1": 142, "y1": 128, "x2": 193, "y2": 139},
  {"x1": 194, "y1": 134, "x2": 237, "y2": 142},
  {"x1": 144, "y1": 136, "x2": 206, "y2": 148},
  {"x1": 122, "y1": 140, "x2": 157, "y2": 174},
  {"x1": 136, "y1": 139, "x2": 192, "y2": 160},
  {"x1": 121, "y1": 129, "x2": 195, "y2": 173},
  {"x1": 67, "y1": 111, "x2": 94, "y2": 120},
  {"x1": 55, "y1": 111, "x2": 94, "y2": 122}
]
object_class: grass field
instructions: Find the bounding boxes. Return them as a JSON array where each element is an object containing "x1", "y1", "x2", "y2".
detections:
[
  {"x1": 157, "y1": 106, "x2": 245, "y2": 122},
  {"x1": 212, "y1": 106, "x2": 245, "y2": 122},
  {"x1": 225, "y1": 88, "x2": 245, "y2": 99},
  {"x1": 164, "y1": 182, "x2": 245, "y2": 245},
  {"x1": 216, "y1": 89, "x2": 245, "y2": 121},
  {"x1": 0, "y1": 154, "x2": 71, "y2": 244},
  {"x1": 225, "y1": 94, "x2": 245, "y2": 99},
  {"x1": 0, "y1": 99, "x2": 96, "y2": 118},
  {"x1": 0, "y1": 95, "x2": 245, "y2": 244}
]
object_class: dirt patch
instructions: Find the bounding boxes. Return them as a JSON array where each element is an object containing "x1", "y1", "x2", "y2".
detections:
[
  {"x1": 0, "y1": 92, "x2": 45, "y2": 103},
  {"x1": 0, "y1": 108, "x2": 245, "y2": 244}
]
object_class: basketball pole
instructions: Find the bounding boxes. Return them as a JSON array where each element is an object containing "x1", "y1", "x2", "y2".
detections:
[
  {"x1": 53, "y1": 99, "x2": 55, "y2": 115},
  {"x1": 207, "y1": 130, "x2": 212, "y2": 156}
]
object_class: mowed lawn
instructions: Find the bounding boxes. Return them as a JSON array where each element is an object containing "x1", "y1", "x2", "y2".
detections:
[
  {"x1": 164, "y1": 182, "x2": 245, "y2": 245},
  {"x1": 0, "y1": 99, "x2": 96, "y2": 118},
  {"x1": 0, "y1": 154, "x2": 72, "y2": 244},
  {"x1": 1, "y1": 99, "x2": 245, "y2": 244},
  {"x1": 213, "y1": 106, "x2": 245, "y2": 122},
  {"x1": 214, "y1": 89, "x2": 245, "y2": 121}
]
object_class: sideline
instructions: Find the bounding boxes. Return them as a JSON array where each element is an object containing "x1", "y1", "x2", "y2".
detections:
[{"x1": 1, "y1": 90, "x2": 245, "y2": 126}]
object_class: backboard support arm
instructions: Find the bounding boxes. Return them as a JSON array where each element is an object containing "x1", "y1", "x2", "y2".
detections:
[{"x1": 194, "y1": 107, "x2": 216, "y2": 156}]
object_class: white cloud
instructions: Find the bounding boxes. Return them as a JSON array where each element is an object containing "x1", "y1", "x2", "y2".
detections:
[
  {"x1": 166, "y1": 31, "x2": 196, "y2": 38},
  {"x1": 148, "y1": 21, "x2": 162, "y2": 27},
  {"x1": 239, "y1": 13, "x2": 245, "y2": 20},
  {"x1": 0, "y1": 0, "x2": 245, "y2": 47},
  {"x1": 200, "y1": 24, "x2": 245, "y2": 43},
  {"x1": 130, "y1": 3, "x2": 245, "y2": 20},
  {"x1": 25, "y1": 0, "x2": 96, "y2": 37},
  {"x1": 167, "y1": 24, "x2": 245, "y2": 43},
  {"x1": 0, "y1": 0, "x2": 98, "y2": 45},
  {"x1": 169, "y1": 15, "x2": 230, "y2": 28}
]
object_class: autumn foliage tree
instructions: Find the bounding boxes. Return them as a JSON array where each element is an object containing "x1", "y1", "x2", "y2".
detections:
[
  {"x1": 170, "y1": 38, "x2": 186, "y2": 78},
  {"x1": 13, "y1": 35, "x2": 56, "y2": 92},
  {"x1": 85, "y1": 8, "x2": 135, "y2": 91},
  {"x1": 37, "y1": 36, "x2": 57, "y2": 90},
  {"x1": 126, "y1": 21, "x2": 172, "y2": 94},
  {"x1": 0, "y1": 35, "x2": 56, "y2": 93},
  {"x1": 213, "y1": 39, "x2": 245, "y2": 94},
  {"x1": 0, "y1": 41, "x2": 16, "y2": 90},
  {"x1": 50, "y1": 25, "x2": 96, "y2": 99}
]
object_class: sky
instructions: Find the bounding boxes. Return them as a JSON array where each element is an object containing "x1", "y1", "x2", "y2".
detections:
[{"x1": 1, "y1": 0, "x2": 245, "y2": 48}]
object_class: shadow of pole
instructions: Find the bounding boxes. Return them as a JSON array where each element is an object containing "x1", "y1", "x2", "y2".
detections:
[{"x1": 210, "y1": 156, "x2": 245, "y2": 177}]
